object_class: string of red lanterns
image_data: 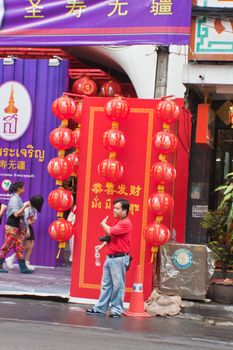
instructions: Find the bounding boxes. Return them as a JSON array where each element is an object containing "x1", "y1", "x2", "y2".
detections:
[
  {"x1": 98, "y1": 95, "x2": 130, "y2": 184},
  {"x1": 144, "y1": 99, "x2": 181, "y2": 262},
  {"x1": 48, "y1": 94, "x2": 80, "y2": 253}
]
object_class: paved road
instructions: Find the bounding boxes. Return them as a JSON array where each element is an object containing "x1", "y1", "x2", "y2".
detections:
[{"x1": 0, "y1": 297, "x2": 232, "y2": 350}]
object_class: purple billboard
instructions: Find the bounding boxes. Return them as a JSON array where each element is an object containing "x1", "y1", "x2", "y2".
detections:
[
  {"x1": 0, "y1": 0, "x2": 192, "y2": 46},
  {"x1": 0, "y1": 58, "x2": 69, "y2": 266}
]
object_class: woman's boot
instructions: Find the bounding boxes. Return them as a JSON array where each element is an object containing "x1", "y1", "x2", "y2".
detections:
[
  {"x1": 0, "y1": 258, "x2": 8, "y2": 273},
  {"x1": 18, "y1": 259, "x2": 34, "y2": 274}
]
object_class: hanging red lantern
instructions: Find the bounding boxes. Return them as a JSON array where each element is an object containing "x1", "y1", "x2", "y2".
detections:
[
  {"x1": 144, "y1": 222, "x2": 170, "y2": 247},
  {"x1": 155, "y1": 100, "x2": 181, "y2": 124},
  {"x1": 52, "y1": 95, "x2": 77, "y2": 120},
  {"x1": 98, "y1": 158, "x2": 124, "y2": 182},
  {"x1": 103, "y1": 129, "x2": 126, "y2": 151},
  {"x1": 72, "y1": 100, "x2": 83, "y2": 123},
  {"x1": 153, "y1": 131, "x2": 177, "y2": 154},
  {"x1": 73, "y1": 128, "x2": 81, "y2": 149},
  {"x1": 100, "y1": 81, "x2": 122, "y2": 97},
  {"x1": 47, "y1": 157, "x2": 72, "y2": 181},
  {"x1": 48, "y1": 187, "x2": 74, "y2": 212},
  {"x1": 49, "y1": 218, "x2": 74, "y2": 242},
  {"x1": 151, "y1": 161, "x2": 176, "y2": 185},
  {"x1": 72, "y1": 77, "x2": 97, "y2": 96},
  {"x1": 49, "y1": 127, "x2": 74, "y2": 150},
  {"x1": 66, "y1": 152, "x2": 79, "y2": 173},
  {"x1": 105, "y1": 96, "x2": 130, "y2": 122},
  {"x1": 148, "y1": 192, "x2": 174, "y2": 216}
]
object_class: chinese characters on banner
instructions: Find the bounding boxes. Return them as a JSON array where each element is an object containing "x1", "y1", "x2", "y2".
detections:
[
  {"x1": 70, "y1": 97, "x2": 190, "y2": 301},
  {"x1": 91, "y1": 182, "x2": 142, "y2": 216},
  {"x1": 0, "y1": 0, "x2": 192, "y2": 46},
  {"x1": 23, "y1": 0, "x2": 174, "y2": 19}
]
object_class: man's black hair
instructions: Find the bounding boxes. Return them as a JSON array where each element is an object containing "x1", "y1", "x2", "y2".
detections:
[{"x1": 113, "y1": 198, "x2": 130, "y2": 215}]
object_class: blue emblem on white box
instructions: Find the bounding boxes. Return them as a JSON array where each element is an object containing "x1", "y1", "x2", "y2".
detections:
[{"x1": 171, "y1": 249, "x2": 193, "y2": 269}]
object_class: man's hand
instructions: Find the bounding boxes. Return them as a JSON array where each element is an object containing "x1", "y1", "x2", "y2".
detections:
[
  {"x1": 95, "y1": 243, "x2": 106, "y2": 251},
  {"x1": 101, "y1": 216, "x2": 108, "y2": 226},
  {"x1": 100, "y1": 216, "x2": 111, "y2": 235}
]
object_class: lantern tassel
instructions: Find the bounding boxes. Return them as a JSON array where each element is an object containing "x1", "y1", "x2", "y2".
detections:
[
  {"x1": 151, "y1": 246, "x2": 158, "y2": 263},
  {"x1": 56, "y1": 242, "x2": 66, "y2": 259},
  {"x1": 56, "y1": 249, "x2": 61, "y2": 260},
  {"x1": 159, "y1": 154, "x2": 166, "y2": 162},
  {"x1": 112, "y1": 121, "x2": 119, "y2": 129},
  {"x1": 162, "y1": 122, "x2": 170, "y2": 131}
]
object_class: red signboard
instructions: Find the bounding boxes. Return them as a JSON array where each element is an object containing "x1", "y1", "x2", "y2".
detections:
[
  {"x1": 70, "y1": 97, "x2": 191, "y2": 301},
  {"x1": 196, "y1": 104, "x2": 215, "y2": 148}
]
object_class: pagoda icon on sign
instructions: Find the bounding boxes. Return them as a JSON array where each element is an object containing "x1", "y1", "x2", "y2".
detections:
[{"x1": 3, "y1": 84, "x2": 19, "y2": 135}]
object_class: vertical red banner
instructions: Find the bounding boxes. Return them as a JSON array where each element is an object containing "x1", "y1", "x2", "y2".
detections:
[{"x1": 70, "y1": 97, "x2": 190, "y2": 301}]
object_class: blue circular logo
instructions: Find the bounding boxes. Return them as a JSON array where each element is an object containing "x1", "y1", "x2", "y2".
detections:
[{"x1": 171, "y1": 249, "x2": 193, "y2": 269}]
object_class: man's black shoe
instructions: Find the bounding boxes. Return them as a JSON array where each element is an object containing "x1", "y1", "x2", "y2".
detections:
[
  {"x1": 85, "y1": 308, "x2": 105, "y2": 316},
  {"x1": 109, "y1": 313, "x2": 121, "y2": 318}
]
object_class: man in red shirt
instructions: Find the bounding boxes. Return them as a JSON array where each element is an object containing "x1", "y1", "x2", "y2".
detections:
[{"x1": 86, "y1": 198, "x2": 132, "y2": 318}]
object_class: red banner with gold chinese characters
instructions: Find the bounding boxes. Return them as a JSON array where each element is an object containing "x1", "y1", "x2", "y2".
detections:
[{"x1": 70, "y1": 97, "x2": 191, "y2": 301}]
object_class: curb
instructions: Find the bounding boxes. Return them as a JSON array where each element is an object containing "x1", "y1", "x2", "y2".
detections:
[{"x1": 179, "y1": 300, "x2": 233, "y2": 323}]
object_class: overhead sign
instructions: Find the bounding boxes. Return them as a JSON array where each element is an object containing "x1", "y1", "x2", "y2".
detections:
[
  {"x1": 191, "y1": 1, "x2": 233, "y2": 60},
  {"x1": 0, "y1": 0, "x2": 192, "y2": 46}
]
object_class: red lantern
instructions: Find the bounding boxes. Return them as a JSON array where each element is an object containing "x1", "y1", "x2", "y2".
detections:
[
  {"x1": 153, "y1": 131, "x2": 177, "y2": 154},
  {"x1": 66, "y1": 152, "x2": 79, "y2": 173},
  {"x1": 49, "y1": 218, "x2": 74, "y2": 242},
  {"x1": 100, "y1": 81, "x2": 122, "y2": 97},
  {"x1": 49, "y1": 127, "x2": 74, "y2": 150},
  {"x1": 155, "y1": 100, "x2": 181, "y2": 124},
  {"x1": 103, "y1": 129, "x2": 126, "y2": 151},
  {"x1": 151, "y1": 161, "x2": 176, "y2": 185},
  {"x1": 48, "y1": 187, "x2": 74, "y2": 212},
  {"x1": 72, "y1": 100, "x2": 83, "y2": 123},
  {"x1": 105, "y1": 96, "x2": 130, "y2": 122},
  {"x1": 52, "y1": 95, "x2": 77, "y2": 120},
  {"x1": 73, "y1": 128, "x2": 81, "y2": 149},
  {"x1": 47, "y1": 157, "x2": 72, "y2": 181},
  {"x1": 72, "y1": 77, "x2": 97, "y2": 96},
  {"x1": 144, "y1": 222, "x2": 170, "y2": 246},
  {"x1": 98, "y1": 159, "x2": 124, "y2": 182},
  {"x1": 148, "y1": 192, "x2": 174, "y2": 216}
]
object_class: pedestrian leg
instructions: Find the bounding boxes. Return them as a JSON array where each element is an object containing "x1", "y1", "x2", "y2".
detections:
[
  {"x1": 109, "y1": 256, "x2": 127, "y2": 315},
  {"x1": 0, "y1": 226, "x2": 18, "y2": 259},
  {"x1": 94, "y1": 257, "x2": 113, "y2": 314}
]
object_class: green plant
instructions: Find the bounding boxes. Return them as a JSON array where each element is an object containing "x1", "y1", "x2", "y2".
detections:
[{"x1": 201, "y1": 172, "x2": 233, "y2": 277}]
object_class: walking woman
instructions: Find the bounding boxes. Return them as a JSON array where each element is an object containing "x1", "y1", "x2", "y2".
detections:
[
  {"x1": 5, "y1": 195, "x2": 44, "y2": 271},
  {"x1": 0, "y1": 181, "x2": 33, "y2": 274}
]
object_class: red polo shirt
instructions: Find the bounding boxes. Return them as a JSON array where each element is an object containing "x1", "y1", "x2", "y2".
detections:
[{"x1": 106, "y1": 217, "x2": 132, "y2": 255}]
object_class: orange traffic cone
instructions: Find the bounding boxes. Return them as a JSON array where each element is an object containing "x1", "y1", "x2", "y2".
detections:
[{"x1": 124, "y1": 265, "x2": 151, "y2": 317}]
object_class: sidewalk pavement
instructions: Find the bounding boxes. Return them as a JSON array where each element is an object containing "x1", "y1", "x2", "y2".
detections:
[{"x1": 177, "y1": 300, "x2": 233, "y2": 327}]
